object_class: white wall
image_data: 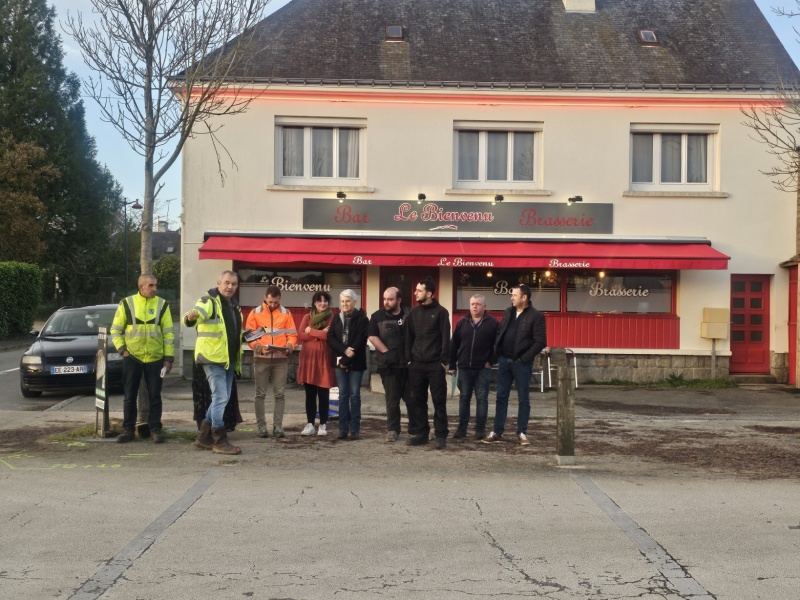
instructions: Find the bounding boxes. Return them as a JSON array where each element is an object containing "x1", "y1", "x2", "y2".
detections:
[{"x1": 181, "y1": 87, "x2": 794, "y2": 355}]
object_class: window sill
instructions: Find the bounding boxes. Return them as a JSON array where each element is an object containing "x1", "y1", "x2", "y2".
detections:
[
  {"x1": 623, "y1": 190, "x2": 728, "y2": 198},
  {"x1": 445, "y1": 188, "x2": 552, "y2": 196},
  {"x1": 266, "y1": 184, "x2": 375, "y2": 193}
]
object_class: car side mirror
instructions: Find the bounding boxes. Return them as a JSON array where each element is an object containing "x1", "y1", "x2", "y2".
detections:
[{"x1": 30, "y1": 329, "x2": 39, "y2": 336}]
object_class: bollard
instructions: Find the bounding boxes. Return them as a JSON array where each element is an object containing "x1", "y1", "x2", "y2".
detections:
[{"x1": 552, "y1": 347, "x2": 575, "y2": 465}]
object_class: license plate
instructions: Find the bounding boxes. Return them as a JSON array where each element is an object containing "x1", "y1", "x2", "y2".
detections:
[{"x1": 51, "y1": 365, "x2": 89, "y2": 375}]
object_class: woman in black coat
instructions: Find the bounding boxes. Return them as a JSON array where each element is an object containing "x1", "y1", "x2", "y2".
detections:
[{"x1": 327, "y1": 289, "x2": 369, "y2": 440}]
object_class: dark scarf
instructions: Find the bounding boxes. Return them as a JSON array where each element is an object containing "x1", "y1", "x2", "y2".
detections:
[{"x1": 309, "y1": 307, "x2": 332, "y2": 329}]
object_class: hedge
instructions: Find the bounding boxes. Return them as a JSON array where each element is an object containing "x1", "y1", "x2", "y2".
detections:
[{"x1": 0, "y1": 262, "x2": 43, "y2": 338}]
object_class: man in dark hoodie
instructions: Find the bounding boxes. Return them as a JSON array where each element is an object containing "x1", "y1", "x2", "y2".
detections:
[
  {"x1": 405, "y1": 276, "x2": 451, "y2": 449},
  {"x1": 448, "y1": 294, "x2": 498, "y2": 440}
]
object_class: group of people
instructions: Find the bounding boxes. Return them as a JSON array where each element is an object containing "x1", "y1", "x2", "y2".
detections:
[{"x1": 110, "y1": 270, "x2": 547, "y2": 455}]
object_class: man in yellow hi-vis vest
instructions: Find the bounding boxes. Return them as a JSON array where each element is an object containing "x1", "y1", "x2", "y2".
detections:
[
  {"x1": 110, "y1": 274, "x2": 174, "y2": 444},
  {"x1": 183, "y1": 270, "x2": 244, "y2": 455}
]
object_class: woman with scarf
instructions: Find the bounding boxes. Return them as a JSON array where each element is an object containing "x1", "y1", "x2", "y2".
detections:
[{"x1": 297, "y1": 291, "x2": 336, "y2": 436}]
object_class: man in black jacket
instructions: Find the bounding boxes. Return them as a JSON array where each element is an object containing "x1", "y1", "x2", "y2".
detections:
[
  {"x1": 448, "y1": 294, "x2": 498, "y2": 440},
  {"x1": 405, "y1": 277, "x2": 450, "y2": 449},
  {"x1": 483, "y1": 283, "x2": 547, "y2": 446},
  {"x1": 368, "y1": 287, "x2": 411, "y2": 442}
]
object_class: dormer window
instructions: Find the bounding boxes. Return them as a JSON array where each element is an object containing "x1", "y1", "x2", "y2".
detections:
[
  {"x1": 385, "y1": 25, "x2": 404, "y2": 42},
  {"x1": 638, "y1": 29, "x2": 659, "y2": 45}
]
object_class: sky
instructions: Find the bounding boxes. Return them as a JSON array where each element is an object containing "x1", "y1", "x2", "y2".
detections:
[{"x1": 51, "y1": 0, "x2": 800, "y2": 231}]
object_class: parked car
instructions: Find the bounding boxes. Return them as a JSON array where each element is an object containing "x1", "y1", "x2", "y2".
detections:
[{"x1": 20, "y1": 305, "x2": 123, "y2": 397}]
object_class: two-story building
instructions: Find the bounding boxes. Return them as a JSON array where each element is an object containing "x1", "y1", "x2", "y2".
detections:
[{"x1": 179, "y1": 0, "x2": 798, "y2": 383}]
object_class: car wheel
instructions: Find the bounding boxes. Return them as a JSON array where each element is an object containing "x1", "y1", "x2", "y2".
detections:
[{"x1": 20, "y1": 378, "x2": 42, "y2": 398}]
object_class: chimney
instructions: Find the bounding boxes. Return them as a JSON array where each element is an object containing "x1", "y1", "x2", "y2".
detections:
[
  {"x1": 157, "y1": 220, "x2": 168, "y2": 232},
  {"x1": 562, "y1": 0, "x2": 595, "y2": 12}
]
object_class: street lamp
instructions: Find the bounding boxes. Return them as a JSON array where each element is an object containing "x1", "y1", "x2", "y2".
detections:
[{"x1": 123, "y1": 198, "x2": 143, "y2": 295}]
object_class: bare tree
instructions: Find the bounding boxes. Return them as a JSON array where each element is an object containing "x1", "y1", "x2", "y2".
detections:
[
  {"x1": 65, "y1": 0, "x2": 269, "y2": 274},
  {"x1": 740, "y1": 4, "x2": 800, "y2": 385}
]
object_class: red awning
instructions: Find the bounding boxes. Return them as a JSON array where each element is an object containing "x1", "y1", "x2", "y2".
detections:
[{"x1": 199, "y1": 235, "x2": 729, "y2": 270}]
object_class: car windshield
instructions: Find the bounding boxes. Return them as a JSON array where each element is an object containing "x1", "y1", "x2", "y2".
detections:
[{"x1": 42, "y1": 308, "x2": 116, "y2": 336}]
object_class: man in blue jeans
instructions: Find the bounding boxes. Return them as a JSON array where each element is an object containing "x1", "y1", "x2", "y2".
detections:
[
  {"x1": 448, "y1": 294, "x2": 498, "y2": 440},
  {"x1": 183, "y1": 270, "x2": 244, "y2": 455},
  {"x1": 483, "y1": 283, "x2": 547, "y2": 446}
]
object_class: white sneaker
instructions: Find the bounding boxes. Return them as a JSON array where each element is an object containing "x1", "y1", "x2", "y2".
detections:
[
  {"x1": 301, "y1": 423, "x2": 315, "y2": 436},
  {"x1": 518, "y1": 432, "x2": 531, "y2": 446},
  {"x1": 317, "y1": 424, "x2": 328, "y2": 436}
]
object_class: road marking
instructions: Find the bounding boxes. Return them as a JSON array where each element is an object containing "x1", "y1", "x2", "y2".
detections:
[
  {"x1": 0, "y1": 367, "x2": 19, "y2": 374},
  {"x1": 0, "y1": 453, "x2": 122, "y2": 470},
  {"x1": 68, "y1": 469, "x2": 222, "y2": 600},
  {"x1": 573, "y1": 474, "x2": 716, "y2": 599}
]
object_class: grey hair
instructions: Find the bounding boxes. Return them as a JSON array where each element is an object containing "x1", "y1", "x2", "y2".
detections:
[
  {"x1": 470, "y1": 293, "x2": 487, "y2": 304},
  {"x1": 340, "y1": 289, "x2": 359, "y2": 304}
]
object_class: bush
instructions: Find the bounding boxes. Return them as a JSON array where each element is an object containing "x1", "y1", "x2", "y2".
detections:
[
  {"x1": 152, "y1": 254, "x2": 180, "y2": 297},
  {"x1": 0, "y1": 262, "x2": 43, "y2": 337}
]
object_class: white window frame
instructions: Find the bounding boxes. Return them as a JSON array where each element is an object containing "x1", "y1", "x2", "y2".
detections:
[
  {"x1": 275, "y1": 116, "x2": 367, "y2": 186},
  {"x1": 453, "y1": 121, "x2": 543, "y2": 190},
  {"x1": 629, "y1": 123, "x2": 718, "y2": 192}
]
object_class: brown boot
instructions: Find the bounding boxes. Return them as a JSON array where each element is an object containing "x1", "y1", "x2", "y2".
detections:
[
  {"x1": 194, "y1": 420, "x2": 213, "y2": 450},
  {"x1": 211, "y1": 427, "x2": 241, "y2": 455}
]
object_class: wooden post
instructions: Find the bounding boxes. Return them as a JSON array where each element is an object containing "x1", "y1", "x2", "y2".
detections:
[{"x1": 552, "y1": 347, "x2": 575, "y2": 465}]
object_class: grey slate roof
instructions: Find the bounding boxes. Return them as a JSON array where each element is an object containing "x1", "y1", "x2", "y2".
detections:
[{"x1": 230, "y1": 0, "x2": 797, "y2": 88}]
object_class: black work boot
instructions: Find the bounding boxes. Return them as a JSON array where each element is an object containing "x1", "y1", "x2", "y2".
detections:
[
  {"x1": 452, "y1": 428, "x2": 467, "y2": 439},
  {"x1": 116, "y1": 430, "x2": 134, "y2": 443},
  {"x1": 151, "y1": 430, "x2": 164, "y2": 444}
]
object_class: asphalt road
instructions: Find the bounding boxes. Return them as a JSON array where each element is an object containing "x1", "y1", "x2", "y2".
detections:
[
  {"x1": 2, "y1": 376, "x2": 800, "y2": 599},
  {"x1": 0, "y1": 346, "x2": 86, "y2": 411}
]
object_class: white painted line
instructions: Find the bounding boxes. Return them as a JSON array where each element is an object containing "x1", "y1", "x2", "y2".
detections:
[
  {"x1": 68, "y1": 469, "x2": 222, "y2": 600},
  {"x1": 0, "y1": 367, "x2": 19, "y2": 374},
  {"x1": 573, "y1": 474, "x2": 716, "y2": 599}
]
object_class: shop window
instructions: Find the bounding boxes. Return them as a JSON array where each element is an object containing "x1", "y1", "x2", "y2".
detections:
[
  {"x1": 454, "y1": 269, "x2": 560, "y2": 313},
  {"x1": 630, "y1": 124, "x2": 717, "y2": 192},
  {"x1": 453, "y1": 121, "x2": 542, "y2": 190},
  {"x1": 237, "y1": 267, "x2": 363, "y2": 309},
  {"x1": 566, "y1": 272, "x2": 674, "y2": 314},
  {"x1": 275, "y1": 117, "x2": 366, "y2": 186}
]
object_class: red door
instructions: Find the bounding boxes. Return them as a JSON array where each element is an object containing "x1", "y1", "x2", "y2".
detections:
[
  {"x1": 730, "y1": 275, "x2": 770, "y2": 373},
  {"x1": 789, "y1": 267, "x2": 797, "y2": 385}
]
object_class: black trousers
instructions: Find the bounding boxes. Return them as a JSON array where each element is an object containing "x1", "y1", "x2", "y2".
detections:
[
  {"x1": 408, "y1": 362, "x2": 449, "y2": 438},
  {"x1": 122, "y1": 356, "x2": 163, "y2": 433},
  {"x1": 304, "y1": 384, "x2": 330, "y2": 425},
  {"x1": 380, "y1": 367, "x2": 411, "y2": 434}
]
